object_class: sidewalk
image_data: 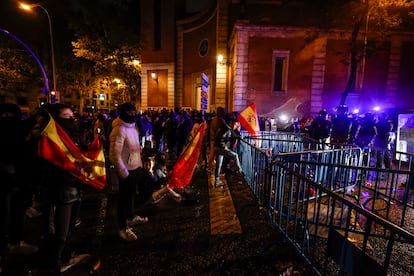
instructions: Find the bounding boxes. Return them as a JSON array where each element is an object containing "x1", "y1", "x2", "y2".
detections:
[{"x1": 2, "y1": 166, "x2": 314, "y2": 275}]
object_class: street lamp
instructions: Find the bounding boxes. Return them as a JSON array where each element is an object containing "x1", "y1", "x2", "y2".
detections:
[{"x1": 19, "y1": 2, "x2": 57, "y2": 97}]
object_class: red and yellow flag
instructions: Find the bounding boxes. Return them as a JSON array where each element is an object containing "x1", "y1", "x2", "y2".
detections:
[
  {"x1": 168, "y1": 121, "x2": 206, "y2": 189},
  {"x1": 238, "y1": 103, "x2": 261, "y2": 147},
  {"x1": 238, "y1": 103, "x2": 260, "y2": 137},
  {"x1": 37, "y1": 115, "x2": 106, "y2": 189},
  {"x1": 151, "y1": 121, "x2": 206, "y2": 202}
]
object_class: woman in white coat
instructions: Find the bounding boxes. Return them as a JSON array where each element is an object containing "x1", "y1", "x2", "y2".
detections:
[{"x1": 109, "y1": 103, "x2": 148, "y2": 241}]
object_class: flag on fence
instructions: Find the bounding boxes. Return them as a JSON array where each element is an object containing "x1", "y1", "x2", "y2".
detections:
[
  {"x1": 152, "y1": 121, "x2": 206, "y2": 202},
  {"x1": 238, "y1": 103, "x2": 260, "y2": 137},
  {"x1": 37, "y1": 114, "x2": 106, "y2": 189},
  {"x1": 238, "y1": 103, "x2": 261, "y2": 147}
]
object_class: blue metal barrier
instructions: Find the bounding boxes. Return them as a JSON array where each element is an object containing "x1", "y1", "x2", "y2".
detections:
[{"x1": 236, "y1": 132, "x2": 414, "y2": 275}]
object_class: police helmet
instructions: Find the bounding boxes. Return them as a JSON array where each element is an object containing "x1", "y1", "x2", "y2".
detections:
[
  {"x1": 319, "y1": 109, "x2": 328, "y2": 116},
  {"x1": 336, "y1": 105, "x2": 348, "y2": 115}
]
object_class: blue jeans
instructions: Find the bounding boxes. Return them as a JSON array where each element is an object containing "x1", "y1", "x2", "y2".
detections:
[{"x1": 214, "y1": 146, "x2": 242, "y2": 183}]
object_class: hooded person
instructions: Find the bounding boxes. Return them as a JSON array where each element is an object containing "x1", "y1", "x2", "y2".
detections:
[
  {"x1": 33, "y1": 103, "x2": 90, "y2": 274},
  {"x1": 117, "y1": 103, "x2": 137, "y2": 124},
  {"x1": 0, "y1": 104, "x2": 38, "y2": 256},
  {"x1": 109, "y1": 103, "x2": 148, "y2": 242}
]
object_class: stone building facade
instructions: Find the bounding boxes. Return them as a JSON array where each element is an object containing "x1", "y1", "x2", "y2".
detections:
[{"x1": 140, "y1": 0, "x2": 414, "y2": 118}]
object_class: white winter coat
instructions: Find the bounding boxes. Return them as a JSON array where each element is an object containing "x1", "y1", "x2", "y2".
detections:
[{"x1": 109, "y1": 117, "x2": 142, "y2": 179}]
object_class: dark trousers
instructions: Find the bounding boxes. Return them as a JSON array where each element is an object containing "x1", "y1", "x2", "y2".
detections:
[
  {"x1": 375, "y1": 149, "x2": 391, "y2": 169},
  {"x1": 1, "y1": 188, "x2": 28, "y2": 249},
  {"x1": 43, "y1": 199, "x2": 80, "y2": 273},
  {"x1": 117, "y1": 169, "x2": 139, "y2": 230}
]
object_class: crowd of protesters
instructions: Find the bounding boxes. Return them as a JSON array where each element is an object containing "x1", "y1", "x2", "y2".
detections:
[
  {"x1": 0, "y1": 102, "x2": 242, "y2": 274},
  {"x1": 0, "y1": 101, "x2": 400, "y2": 274}
]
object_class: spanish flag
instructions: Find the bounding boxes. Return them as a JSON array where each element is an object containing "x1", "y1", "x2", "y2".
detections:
[
  {"x1": 152, "y1": 122, "x2": 206, "y2": 201},
  {"x1": 169, "y1": 121, "x2": 206, "y2": 189},
  {"x1": 38, "y1": 114, "x2": 106, "y2": 190},
  {"x1": 238, "y1": 103, "x2": 261, "y2": 146}
]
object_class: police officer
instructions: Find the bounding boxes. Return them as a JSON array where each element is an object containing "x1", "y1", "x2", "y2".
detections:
[
  {"x1": 373, "y1": 112, "x2": 393, "y2": 169},
  {"x1": 330, "y1": 105, "x2": 354, "y2": 147},
  {"x1": 308, "y1": 109, "x2": 332, "y2": 149},
  {"x1": 355, "y1": 112, "x2": 377, "y2": 166}
]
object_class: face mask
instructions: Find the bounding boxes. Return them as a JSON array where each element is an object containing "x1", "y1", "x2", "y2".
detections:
[
  {"x1": 120, "y1": 113, "x2": 136, "y2": 124},
  {"x1": 55, "y1": 117, "x2": 76, "y2": 132}
]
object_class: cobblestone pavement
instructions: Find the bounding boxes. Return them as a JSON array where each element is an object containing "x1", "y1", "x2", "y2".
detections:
[{"x1": 3, "y1": 167, "x2": 315, "y2": 275}]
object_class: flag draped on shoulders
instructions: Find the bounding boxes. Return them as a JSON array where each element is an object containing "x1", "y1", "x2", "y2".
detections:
[
  {"x1": 37, "y1": 114, "x2": 106, "y2": 189},
  {"x1": 238, "y1": 103, "x2": 261, "y2": 147}
]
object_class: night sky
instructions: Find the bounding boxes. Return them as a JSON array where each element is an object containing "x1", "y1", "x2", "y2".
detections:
[
  {"x1": 0, "y1": 0, "x2": 55, "y2": 47},
  {"x1": 0, "y1": 0, "x2": 213, "y2": 48}
]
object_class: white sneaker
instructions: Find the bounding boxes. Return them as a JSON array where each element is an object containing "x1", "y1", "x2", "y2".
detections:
[
  {"x1": 119, "y1": 227, "x2": 138, "y2": 241},
  {"x1": 25, "y1": 207, "x2": 42, "y2": 218},
  {"x1": 167, "y1": 186, "x2": 182, "y2": 202},
  {"x1": 215, "y1": 180, "x2": 224, "y2": 188},
  {"x1": 126, "y1": 215, "x2": 148, "y2": 226},
  {"x1": 60, "y1": 253, "x2": 91, "y2": 273}
]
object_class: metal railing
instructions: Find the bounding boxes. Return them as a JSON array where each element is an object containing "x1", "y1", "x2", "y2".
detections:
[
  {"x1": 274, "y1": 151, "x2": 414, "y2": 229},
  {"x1": 236, "y1": 132, "x2": 414, "y2": 275}
]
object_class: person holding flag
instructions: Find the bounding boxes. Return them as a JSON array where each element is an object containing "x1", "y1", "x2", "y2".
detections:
[
  {"x1": 35, "y1": 104, "x2": 100, "y2": 273},
  {"x1": 209, "y1": 107, "x2": 243, "y2": 187}
]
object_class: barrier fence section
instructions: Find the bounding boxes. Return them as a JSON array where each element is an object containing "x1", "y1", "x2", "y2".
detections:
[
  {"x1": 396, "y1": 150, "x2": 414, "y2": 179},
  {"x1": 275, "y1": 151, "x2": 414, "y2": 229},
  {"x1": 237, "y1": 132, "x2": 414, "y2": 276}
]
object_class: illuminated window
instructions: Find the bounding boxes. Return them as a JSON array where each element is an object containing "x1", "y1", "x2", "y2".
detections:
[{"x1": 272, "y1": 50, "x2": 289, "y2": 94}]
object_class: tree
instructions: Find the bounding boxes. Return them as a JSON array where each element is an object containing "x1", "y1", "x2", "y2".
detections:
[
  {"x1": 61, "y1": 0, "x2": 142, "y2": 105},
  {"x1": 329, "y1": 0, "x2": 414, "y2": 106},
  {"x1": 58, "y1": 55, "x2": 94, "y2": 110},
  {"x1": 0, "y1": 45, "x2": 41, "y2": 94},
  {"x1": 0, "y1": 48, "x2": 25, "y2": 90},
  {"x1": 71, "y1": 36, "x2": 141, "y2": 103}
]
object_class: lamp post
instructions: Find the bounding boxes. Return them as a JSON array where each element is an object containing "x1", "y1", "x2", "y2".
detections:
[{"x1": 20, "y1": 2, "x2": 57, "y2": 98}]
